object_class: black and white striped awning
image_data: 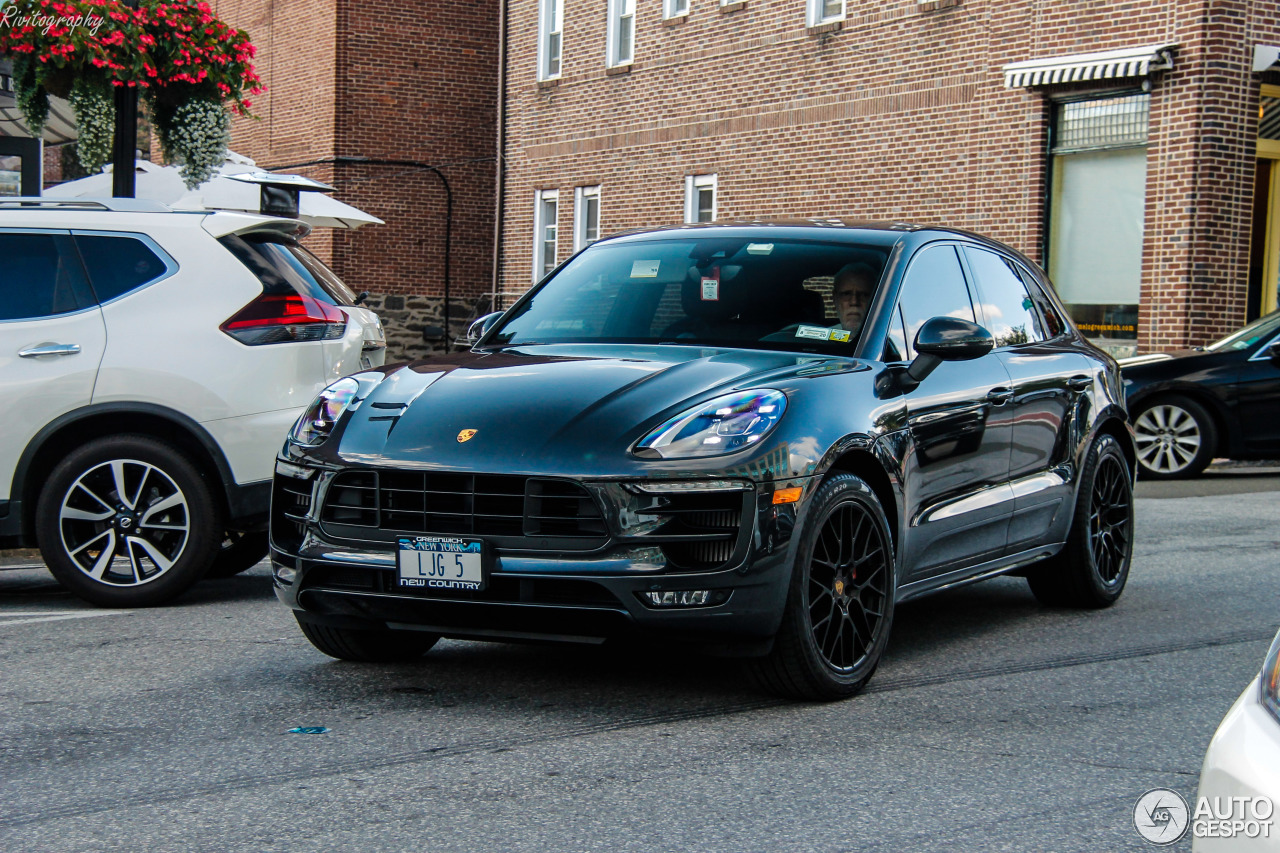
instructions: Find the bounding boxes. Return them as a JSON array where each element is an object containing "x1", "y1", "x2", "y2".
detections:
[{"x1": 1003, "y1": 43, "x2": 1176, "y2": 89}]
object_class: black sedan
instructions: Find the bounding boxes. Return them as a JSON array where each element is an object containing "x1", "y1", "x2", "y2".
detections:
[
  {"x1": 1121, "y1": 311, "x2": 1280, "y2": 479},
  {"x1": 270, "y1": 221, "x2": 1135, "y2": 700}
]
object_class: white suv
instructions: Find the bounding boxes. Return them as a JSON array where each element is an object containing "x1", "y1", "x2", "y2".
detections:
[{"x1": 0, "y1": 198, "x2": 386, "y2": 606}]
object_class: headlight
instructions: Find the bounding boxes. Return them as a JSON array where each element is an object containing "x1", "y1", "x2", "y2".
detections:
[
  {"x1": 1261, "y1": 627, "x2": 1280, "y2": 724},
  {"x1": 634, "y1": 389, "x2": 787, "y2": 459},
  {"x1": 290, "y1": 377, "x2": 360, "y2": 445}
]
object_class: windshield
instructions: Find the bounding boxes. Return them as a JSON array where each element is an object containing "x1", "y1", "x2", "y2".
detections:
[
  {"x1": 1204, "y1": 310, "x2": 1280, "y2": 352},
  {"x1": 489, "y1": 237, "x2": 890, "y2": 353}
]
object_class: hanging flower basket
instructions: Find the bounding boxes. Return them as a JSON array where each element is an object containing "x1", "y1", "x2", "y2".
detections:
[{"x1": 0, "y1": 0, "x2": 263, "y2": 186}]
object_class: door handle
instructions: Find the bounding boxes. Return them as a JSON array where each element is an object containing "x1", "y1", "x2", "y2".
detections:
[
  {"x1": 986, "y1": 386, "x2": 1014, "y2": 405},
  {"x1": 18, "y1": 343, "x2": 81, "y2": 358},
  {"x1": 1067, "y1": 374, "x2": 1092, "y2": 391}
]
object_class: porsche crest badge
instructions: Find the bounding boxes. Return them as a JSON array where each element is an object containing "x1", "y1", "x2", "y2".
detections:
[{"x1": 457, "y1": 429, "x2": 478, "y2": 443}]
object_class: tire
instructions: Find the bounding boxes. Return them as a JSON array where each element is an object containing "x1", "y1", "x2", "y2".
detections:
[
  {"x1": 35, "y1": 434, "x2": 221, "y2": 607},
  {"x1": 206, "y1": 530, "x2": 270, "y2": 578},
  {"x1": 1131, "y1": 395, "x2": 1217, "y2": 479},
  {"x1": 747, "y1": 474, "x2": 895, "y2": 701},
  {"x1": 1026, "y1": 433, "x2": 1134, "y2": 608},
  {"x1": 296, "y1": 614, "x2": 440, "y2": 663}
]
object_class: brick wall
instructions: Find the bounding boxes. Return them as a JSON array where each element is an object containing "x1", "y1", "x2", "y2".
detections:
[{"x1": 499, "y1": 0, "x2": 1280, "y2": 351}]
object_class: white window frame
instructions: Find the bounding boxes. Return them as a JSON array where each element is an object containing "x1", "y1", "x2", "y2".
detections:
[
  {"x1": 664, "y1": 0, "x2": 690, "y2": 19},
  {"x1": 606, "y1": 0, "x2": 635, "y2": 68},
  {"x1": 533, "y1": 190, "x2": 560, "y2": 282},
  {"x1": 807, "y1": 0, "x2": 845, "y2": 26},
  {"x1": 537, "y1": 0, "x2": 563, "y2": 80},
  {"x1": 573, "y1": 185, "x2": 601, "y2": 252},
  {"x1": 683, "y1": 174, "x2": 717, "y2": 224}
]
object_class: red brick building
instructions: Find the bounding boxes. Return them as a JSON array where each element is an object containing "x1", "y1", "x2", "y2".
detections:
[
  {"x1": 212, "y1": 0, "x2": 498, "y2": 359},
  {"x1": 497, "y1": 0, "x2": 1280, "y2": 356}
]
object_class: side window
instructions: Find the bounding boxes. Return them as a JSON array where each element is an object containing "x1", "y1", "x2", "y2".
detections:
[
  {"x1": 1016, "y1": 264, "x2": 1066, "y2": 339},
  {"x1": 0, "y1": 232, "x2": 92, "y2": 321},
  {"x1": 884, "y1": 304, "x2": 908, "y2": 362},
  {"x1": 964, "y1": 247, "x2": 1045, "y2": 347},
  {"x1": 896, "y1": 245, "x2": 976, "y2": 359},
  {"x1": 75, "y1": 235, "x2": 171, "y2": 304}
]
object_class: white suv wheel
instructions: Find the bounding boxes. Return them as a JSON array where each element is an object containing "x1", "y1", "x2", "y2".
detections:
[
  {"x1": 59, "y1": 459, "x2": 192, "y2": 587},
  {"x1": 36, "y1": 435, "x2": 221, "y2": 607}
]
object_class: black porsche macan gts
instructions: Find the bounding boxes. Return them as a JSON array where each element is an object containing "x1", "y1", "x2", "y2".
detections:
[{"x1": 270, "y1": 221, "x2": 1136, "y2": 700}]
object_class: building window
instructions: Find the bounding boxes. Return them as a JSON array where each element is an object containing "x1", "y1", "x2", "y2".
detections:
[
  {"x1": 808, "y1": 0, "x2": 844, "y2": 26},
  {"x1": 607, "y1": 0, "x2": 635, "y2": 67},
  {"x1": 533, "y1": 190, "x2": 559, "y2": 281},
  {"x1": 684, "y1": 174, "x2": 717, "y2": 223},
  {"x1": 664, "y1": 0, "x2": 690, "y2": 18},
  {"x1": 573, "y1": 186, "x2": 601, "y2": 251},
  {"x1": 538, "y1": 0, "x2": 563, "y2": 80},
  {"x1": 1047, "y1": 93, "x2": 1149, "y2": 358}
]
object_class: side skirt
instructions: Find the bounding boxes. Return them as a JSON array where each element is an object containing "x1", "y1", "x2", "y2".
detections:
[{"x1": 895, "y1": 541, "x2": 1066, "y2": 604}]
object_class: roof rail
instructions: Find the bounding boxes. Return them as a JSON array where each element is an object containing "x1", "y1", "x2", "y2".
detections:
[{"x1": 0, "y1": 197, "x2": 173, "y2": 213}]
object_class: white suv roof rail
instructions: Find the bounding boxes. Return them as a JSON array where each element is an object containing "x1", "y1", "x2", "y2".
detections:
[{"x1": 0, "y1": 197, "x2": 174, "y2": 213}]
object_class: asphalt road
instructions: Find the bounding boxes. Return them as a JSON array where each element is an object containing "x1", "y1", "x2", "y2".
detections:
[{"x1": 2, "y1": 478, "x2": 1279, "y2": 852}]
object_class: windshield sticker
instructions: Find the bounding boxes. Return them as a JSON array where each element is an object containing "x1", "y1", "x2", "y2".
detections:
[
  {"x1": 828, "y1": 329, "x2": 852, "y2": 343},
  {"x1": 796, "y1": 325, "x2": 830, "y2": 341},
  {"x1": 746, "y1": 243, "x2": 774, "y2": 255},
  {"x1": 701, "y1": 278, "x2": 720, "y2": 301},
  {"x1": 630, "y1": 260, "x2": 661, "y2": 278}
]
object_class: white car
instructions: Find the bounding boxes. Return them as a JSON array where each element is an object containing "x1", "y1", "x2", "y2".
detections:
[
  {"x1": 0, "y1": 197, "x2": 385, "y2": 606},
  {"x1": 1194, "y1": 628, "x2": 1280, "y2": 851}
]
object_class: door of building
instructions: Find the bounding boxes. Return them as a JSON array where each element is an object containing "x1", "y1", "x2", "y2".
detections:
[{"x1": 1250, "y1": 85, "x2": 1280, "y2": 321}]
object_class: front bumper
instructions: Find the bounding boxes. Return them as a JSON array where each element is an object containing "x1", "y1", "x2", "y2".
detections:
[
  {"x1": 1193, "y1": 677, "x2": 1280, "y2": 852},
  {"x1": 270, "y1": 461, "x2": 817, "y2": 651}
]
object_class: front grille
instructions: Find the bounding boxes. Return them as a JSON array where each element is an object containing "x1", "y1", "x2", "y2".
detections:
[
  {"x1": 271, "y1": 473, "x2": 314, "y2": 550},
  {"x1": 320, "y1": 470, "x2": 608, "y2": 546},
  {"x1": 637, "y1": 492, "x2": 744, "y2": 570}
]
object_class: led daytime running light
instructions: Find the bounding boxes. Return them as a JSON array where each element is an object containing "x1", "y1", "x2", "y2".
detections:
[
  {"x1": 290, "y1": 377, "x2": 360, "y2": 445},
  {"x1": 635, "y1": 389, "x2": 787, "y2": 459}
]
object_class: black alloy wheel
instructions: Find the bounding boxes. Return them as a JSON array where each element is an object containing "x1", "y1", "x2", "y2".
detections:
[
  {"x1": 749, "y1": 474, "x2": 895, "y2": 701},
  {"x1": 36, "y1": 435, "x2": 221, "y2": 607},
  {"x1": 1026, "y1": 433, "x2": 1134, "y2": 608}
]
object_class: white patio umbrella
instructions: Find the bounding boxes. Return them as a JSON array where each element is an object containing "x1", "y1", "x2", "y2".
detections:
[{"x1": 45, "y1": 151, "x2": 384, "y2": 230}]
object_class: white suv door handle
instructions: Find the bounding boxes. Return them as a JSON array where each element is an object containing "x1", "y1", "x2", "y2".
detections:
[{"x1": 18, "y1": 343, "x2": 81, "y2": 358}]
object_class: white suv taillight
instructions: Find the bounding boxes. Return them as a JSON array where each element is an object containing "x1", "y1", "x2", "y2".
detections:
[{"x1": 220, "y1": 293, "x2": 347, "y2": 345}]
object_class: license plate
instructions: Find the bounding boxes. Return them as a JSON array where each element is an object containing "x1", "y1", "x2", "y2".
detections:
[{"x1": 397, "y1": 537, "x2": 486, "y2": 591}]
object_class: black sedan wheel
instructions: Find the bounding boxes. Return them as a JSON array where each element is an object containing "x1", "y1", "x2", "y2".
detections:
[
  {"x1": 35, "y1": 435, "x2": 221, "y2": 607},
  {"x1": 1026, "y1": 434, "x2": 1133, "y2": 608},
  {"x1": 749, "y1": 474, "x2": 895, "y2": 701},
  {"x1": 1131, "y1": 395, "x2": 1217, "y2": 479},
  {"x1": 206, "y1": 530, "x2": 270, "y2": 578}
]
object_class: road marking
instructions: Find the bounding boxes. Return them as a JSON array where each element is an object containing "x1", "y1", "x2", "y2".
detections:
[{"x1": 0, "y1": 611, "x2": 132, "y2": 627}]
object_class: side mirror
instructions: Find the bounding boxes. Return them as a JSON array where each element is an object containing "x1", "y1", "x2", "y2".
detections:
[
  {"x1": 904, "y1": 317, "x2": 994, "y2": 387},
  {"x1": 466, "y1": 311, "x2": 504, "y2": 346}
]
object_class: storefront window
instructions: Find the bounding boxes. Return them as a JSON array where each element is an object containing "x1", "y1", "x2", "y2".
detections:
[{"x1": 1048, "y1": 93, "x2": 1149, "y2": 358}]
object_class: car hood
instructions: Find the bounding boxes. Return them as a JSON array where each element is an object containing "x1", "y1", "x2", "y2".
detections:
[{"x1": 334, "y1": 344, "x2": 852, "y2": 475}]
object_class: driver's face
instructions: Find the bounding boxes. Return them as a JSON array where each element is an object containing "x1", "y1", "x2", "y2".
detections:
[{"x1": 833, "y1": 274, "x2": 873, "y2": 331}]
